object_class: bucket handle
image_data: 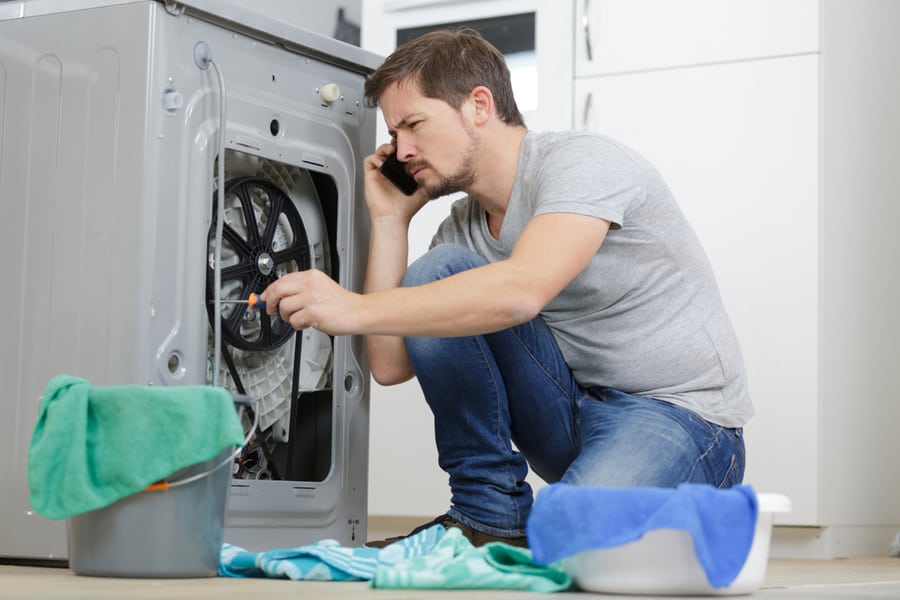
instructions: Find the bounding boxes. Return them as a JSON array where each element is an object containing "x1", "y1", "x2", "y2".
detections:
[{"x1": 154, "y1": 395, "x2": 259, "y2": 490}]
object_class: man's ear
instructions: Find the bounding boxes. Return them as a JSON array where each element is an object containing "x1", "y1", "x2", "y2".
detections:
[{"x1": 469, "y1": 85, "x2": 494, "y2": 126}]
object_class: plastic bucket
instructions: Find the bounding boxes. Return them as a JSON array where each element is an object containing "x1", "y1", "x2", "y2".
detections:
[
  {"x1": 562, "y1": 493, "x2": 792, "y2": 596},
  {"x1": 66, "y1": 394, "x2": 254, "y2": 578},
  {"x1": 66, "y1": 445, "x2": 233, "y2": 578}
]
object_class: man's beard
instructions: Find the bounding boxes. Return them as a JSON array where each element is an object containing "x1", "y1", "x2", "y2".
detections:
[
  {"x1": 422, "y1": 153, "x2": 476, "y2": 200},
  {"x1": 422, "y1": 129, "x2": 478, "y2": 199}
]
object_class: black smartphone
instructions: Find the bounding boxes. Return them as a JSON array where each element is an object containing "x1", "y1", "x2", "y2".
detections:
[{"x1": 379, "y1": 152, "x2": 419, "y2": 196}]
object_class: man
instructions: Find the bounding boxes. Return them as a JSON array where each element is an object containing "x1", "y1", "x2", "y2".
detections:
[{"x1": 262, "y1": 29, "x2": 752, "y2": 548}]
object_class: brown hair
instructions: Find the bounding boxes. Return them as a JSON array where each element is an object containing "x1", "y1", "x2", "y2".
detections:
[{"x1": 364, "y1": 28, "x2": 525, "y2": 127}]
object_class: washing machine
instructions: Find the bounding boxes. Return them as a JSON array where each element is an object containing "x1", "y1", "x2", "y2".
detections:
[{"x1": 0, "y1": 0, "x2": 379, "y2": 561}]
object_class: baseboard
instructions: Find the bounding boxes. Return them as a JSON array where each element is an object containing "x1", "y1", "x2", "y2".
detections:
[
  {"x1": 366, "y1": 515, "x2": 432, "y2": 543},
  {"x1": 771, "y1": 525, "x2": 899, "y2": 559}
]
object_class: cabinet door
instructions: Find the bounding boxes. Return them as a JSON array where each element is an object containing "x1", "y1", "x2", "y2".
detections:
[
  {"x1": 575, "y1": 55, "x2": 820, "y2": 524},
  {"x1": 575, "y1": 0, "x2": 819, "y2": 77}
]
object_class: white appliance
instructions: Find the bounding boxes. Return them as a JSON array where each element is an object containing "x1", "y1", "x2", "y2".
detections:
[{"x1": 0, "y1": 0, "x2": 380, "y2": 562}]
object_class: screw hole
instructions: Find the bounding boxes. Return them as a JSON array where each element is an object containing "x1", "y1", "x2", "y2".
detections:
[
  {"x1": 270, "y1": 119, "x2": 280, "y2": 136},
  {"x1": 344, "y1": 373, "x2": 355, "y2": 392}
]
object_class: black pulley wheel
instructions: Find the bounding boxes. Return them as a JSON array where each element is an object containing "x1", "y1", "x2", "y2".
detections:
[{"x1": 206, "y1": 177, "x2": 311, "y2": 352}]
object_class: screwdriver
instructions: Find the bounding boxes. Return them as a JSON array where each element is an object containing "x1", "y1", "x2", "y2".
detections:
[{"x1": 214, "y1": 292, "x2": 266, "y2": 310}]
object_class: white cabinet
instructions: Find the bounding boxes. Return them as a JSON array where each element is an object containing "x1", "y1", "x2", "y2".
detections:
[
  {"x1": 576, "y1": 53, "x2": 821, "y2": 525},
  {"x1": 574, "y1": 0, "x2": 900, "y2": 558},
  {"x1": 574, "y1": 2, "x2": 822, "y2": 522},
  {"x1": 575, "y1": 0, "x2": 818, "y2": 76}
]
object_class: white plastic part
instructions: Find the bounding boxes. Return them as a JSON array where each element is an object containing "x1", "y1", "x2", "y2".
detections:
[
  {"x1": 212, "y1": 152, "x2": 333, "y2": 438},
  {"x1": 193, "y1": 40, "x2": 212, "y2": 70},
  {"x1": 162, "y1": 88, "x2": 183, "y2": 112},
  {"x1": 320, "y1": 83, "x2": 340, "y2": 103},
  {"x1": 562, "y1": 493, "x2": 792, "y2": 596}
]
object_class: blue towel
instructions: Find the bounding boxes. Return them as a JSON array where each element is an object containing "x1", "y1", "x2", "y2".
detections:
[
  {"x1": 218, "y1": 524, "x2": 446, "y2": 581},
  {"x1": 527, "y1": 483, "x2": 758, "y2": 589}
]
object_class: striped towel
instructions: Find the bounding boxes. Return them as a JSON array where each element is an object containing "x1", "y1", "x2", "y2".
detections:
[
  {"x1": 218, "y1": 524, "x2": 445, "y2": 581},
  {"x1": 371, "y1": 527, "x2": 571, "y2": 592}
]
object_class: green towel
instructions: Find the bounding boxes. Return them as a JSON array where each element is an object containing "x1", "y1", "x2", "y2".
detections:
[
  {"x1": 28, "y1": 374, "x2": 245, "y2": 520},
  {"x1": 371, "y1": 527, "x2": 571, "y2": 592}
]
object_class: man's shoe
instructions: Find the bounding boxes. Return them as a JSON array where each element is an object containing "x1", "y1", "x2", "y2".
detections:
[{"x1": 365, "y1": 514, "x2": 528, "y2": 548}]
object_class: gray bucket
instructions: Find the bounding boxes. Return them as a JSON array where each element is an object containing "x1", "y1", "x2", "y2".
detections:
[{"x1": 66, "y1": 445, "x2": 233, "y2": 578}]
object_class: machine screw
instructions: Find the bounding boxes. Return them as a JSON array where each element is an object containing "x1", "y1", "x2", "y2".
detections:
[{"x1": 257, "y1": 252, "x2": 275, "y2": 276}]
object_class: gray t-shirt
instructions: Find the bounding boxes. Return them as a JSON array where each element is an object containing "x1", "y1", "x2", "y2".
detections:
[{"x1": 431, "y1": 130, "x2": 753, "y2": 427}]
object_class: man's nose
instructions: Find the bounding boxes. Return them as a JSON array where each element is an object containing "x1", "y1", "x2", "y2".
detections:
[{"x1": 394, "y1": 136, "x2": 416, "y2": 162}]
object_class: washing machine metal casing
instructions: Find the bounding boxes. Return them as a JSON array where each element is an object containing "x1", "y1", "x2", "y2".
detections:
[{"x1": 0, "y1": 0, "x2": 379, "y2": 559}]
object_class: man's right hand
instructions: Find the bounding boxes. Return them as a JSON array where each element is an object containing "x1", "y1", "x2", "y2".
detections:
[{"x1": 364, "y1": 143, "x2": 428, "y2": 223}]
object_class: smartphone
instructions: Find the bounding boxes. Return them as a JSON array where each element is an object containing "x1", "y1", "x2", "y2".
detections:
[{"x1": 379, "y1": 152, "x2": 419, "y2": 196}]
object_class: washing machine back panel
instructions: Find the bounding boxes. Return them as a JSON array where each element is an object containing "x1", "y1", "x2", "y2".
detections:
[
  {"x1": 143, "y1": 19, "x2": 376, "y2": 394},
  {"x1": 145, "y1": 12, "x2": 373, "y2": 540},
  {"x1": 147, "y1": 7, "x2": 374, "y2": 548},
  {"x1": 0, "y1": 0, "x2": 376, "y2": 558}
]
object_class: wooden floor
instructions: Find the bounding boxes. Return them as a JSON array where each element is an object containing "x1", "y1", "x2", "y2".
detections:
[{"x1": 1, "y1": 557, "x2": 898, "y2": 599}]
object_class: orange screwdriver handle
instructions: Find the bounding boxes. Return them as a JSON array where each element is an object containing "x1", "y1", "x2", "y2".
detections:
[{"x1": 248, "y1": 293, "x2": 266, "y2": 310}]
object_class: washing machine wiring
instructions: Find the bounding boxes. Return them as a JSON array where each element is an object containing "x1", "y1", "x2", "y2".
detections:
[
  {"x1": 200, "y1": 47, "x2": 279, "y2": 479},
  {"x1": 212, "y1": 57, "x2": 226, "y2": 388},
  {"x1": 163, "y1": 403, "x2": 260, "y2": 489},
  {"x1": 194, "y1": 40, "x2": 228, "y2": 388}
]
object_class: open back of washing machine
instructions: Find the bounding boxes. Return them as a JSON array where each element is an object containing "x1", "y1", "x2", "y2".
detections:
[{"x1": 0, "y1": 0, "x2": 380, "y2": 559}]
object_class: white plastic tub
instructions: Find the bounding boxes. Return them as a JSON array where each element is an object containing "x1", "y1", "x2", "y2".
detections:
[{"x1": 562, "y1": 493, "x2": 791, "y2": 596}]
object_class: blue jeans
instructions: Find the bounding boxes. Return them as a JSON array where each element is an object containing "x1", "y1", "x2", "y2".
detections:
[{"x1": 402, "y1": 244, "x2": 746, "y2": 538}]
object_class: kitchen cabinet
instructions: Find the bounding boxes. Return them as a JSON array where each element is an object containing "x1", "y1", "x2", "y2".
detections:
[
  {"x1": 574, "y1": 0, "x2": 900, "y2": 558},
  {"x1": 575, "y1": 0, "x2": 818, "y2": 76},
  {"x1": 576, "y1": 53, "x2": 821, "y2": 524}
]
